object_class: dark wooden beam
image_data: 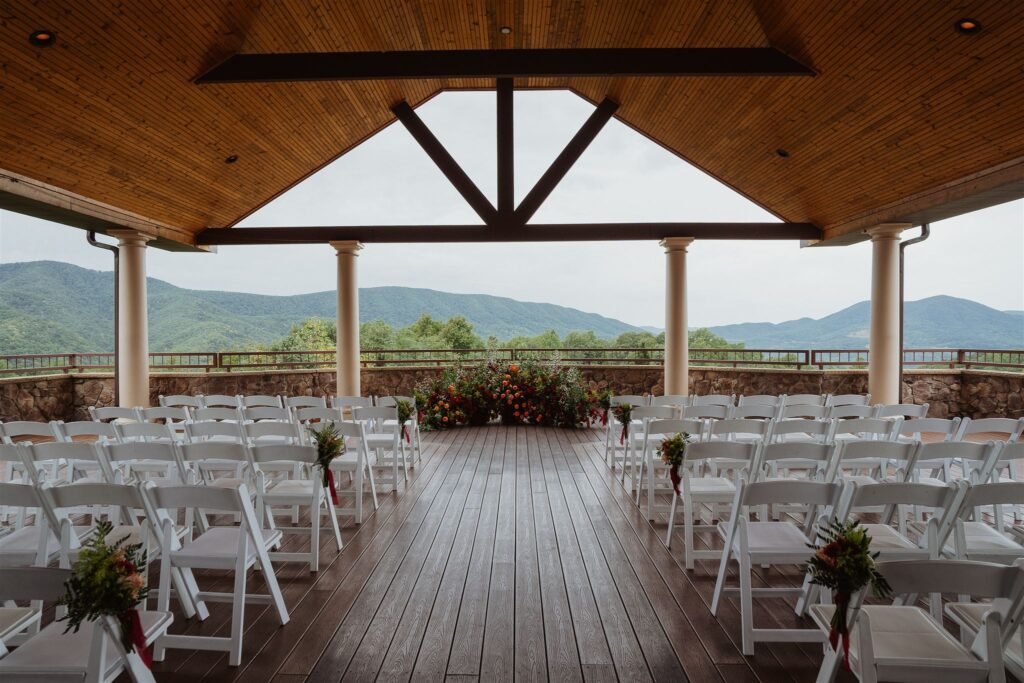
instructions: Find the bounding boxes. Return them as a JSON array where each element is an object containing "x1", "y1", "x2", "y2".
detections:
[
  {"x1": 496, "y1": 78, "x2": 515, "y2": 215},
  {"x1": 196, "y1": 48, "x2": 815, "y2": 83},
  {"x1": 514, "y1": 98, "x2": 619, "y2": 224},
  {"x1": 392, "y1": 101, "x2": 497, "y2": 225},
  {"x1": 197, "y1": 222, "x2": 821, "y2": 245}
]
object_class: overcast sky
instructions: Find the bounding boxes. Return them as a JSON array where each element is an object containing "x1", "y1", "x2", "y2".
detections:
[{"x1": 1, "y1": 90, "x2": 1022, "y2": 328}]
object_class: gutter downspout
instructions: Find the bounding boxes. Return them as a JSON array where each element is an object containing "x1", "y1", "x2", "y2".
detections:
[
  {"x1": 86, "y1": 232, "x2": 119, "y2": 405},
  {"x1": 899, "y1": 224, "x2": 930, "y2": 401}
]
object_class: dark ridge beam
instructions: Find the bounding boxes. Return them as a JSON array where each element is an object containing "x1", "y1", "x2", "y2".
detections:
[
  {"x1": 496, "y1": 78, "x2": 515, "y2": 215},
  {"x1": 392, "y1": 101, "x2": 497, "y2": 225},
  {"x1": 197, "y1": 222, "x2": 822, "y2": 245},
  {"x1": 514, "y1": 98, "x2": 618, "y2": 225},
  {"x1": 195, "y1": 48, "x2": 816, "y2": 83}
]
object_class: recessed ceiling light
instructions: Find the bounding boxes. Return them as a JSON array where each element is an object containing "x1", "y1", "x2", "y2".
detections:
[
  {"x1": 776, "y1": 149, "x2": 790, "y2": 158},
  {"x1": 28, "y1": 30, "x2": 56, "y2": 47},
  {"x1": 955, "y1": 18, "x2": 982, "y2": 34},
  {"x1": 499, "y1": 26, "x2": 512, "y2": 35},
  {"x1": 224, "y1": 155, "x2": 239, "y2": 164}
]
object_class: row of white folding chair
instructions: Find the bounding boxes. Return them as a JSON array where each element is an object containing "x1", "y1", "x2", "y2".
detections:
[{"x1": 706, "y1": 475, "x2": 1024, "y2": 665}]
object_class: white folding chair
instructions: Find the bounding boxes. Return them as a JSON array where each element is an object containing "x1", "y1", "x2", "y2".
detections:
[
  {"x1": 732, "y1": 403, "x2": 779, "y2": 420},
  {"x1": 116, "y1": 422, "x2": 177, "y2": 444},
  {"x1": 241, "y1": 395, "x2": 283, "y2": 408},
  {"x1": 0, "y1": 482, "x2": 72, "y2": 567},
  {"x1": 0, "y1": 443, "x2": 32, "y2": 525},
  {"x1": 331, "y1": 396, "x2": 373, "y2": 420},
  {"x1": 354, "y1": 406, "x2": 405, "y2": 492},
  {"x1": 242, "y1": 420, "x2": 304, "y2": 447},
  {"x1": 758, "y1": 442, "x2": 836, "y2": 483},
  {"x1": 604, "y1": 395, "x2": 647, "y2": 470},
  {"x1": 874, "y1": 403, "x2": 930, "y2": 420},
  {"x1": 241, "y1": 406, "x2": 293, "y2": 423},
  {"x1": 828, "y1": 440, "x2": 920, "y2": 486},
  {"x1": 176, "y1": 441, "x2": 253, "y2": 532},
  {"x1": 899, "y1": 417, "x2": 962, "y2": 443},
  {"x1": 833, "y1": 416, "x2": 903, "y2": 443},
  {"x1": 909, "y1": 441, "x2": 1000, "y2": 488},
  {"x1": 650, "y1": 394, "x2": 689, "y2": 409},
  {"x1": 665, "y1": 441, "x2": 761, "y2": 569},
  {"x1": 249, "y1": 444, "x2": 342, "y2": 571},
  {"x1": 0, "y1": 566, "x2": 171, "y2": 682},
  {"x1": 201, "y1": 394, "x2": 241, "y2": 408},
  {"x1": 772, "y1": 417, "x2": 833, "y2": 444},
  {"x1": 959, "y1": 417, "x2": 1024, "y2": 445},
  {"x1": 683, "y1": 403, "x2": 731, "y2": 422},
  {"x1": 24, "y1": 441, "x2": 110, "y2": 485},
  {"x1": 711, "y1": 478, "x2": 845, "y2": 655},
  {"x1": 142, "y1": 482, "x2": 288, "y2": 666},
  {"x1": 708, "y1": 417, "x2": 771, "y2": 445},
  {"x1": 192, "y1": 406, "x2": 242, "y2": 423},
  {"x1": 317, "y1": 420, "x2": 379, "y2": 524},
  {"x1": 948, "y1": 482, "x2": 1024, "y2": 564},
  {"x1": 377, "y1": 395, "x2": 423, "y2": 466},
  {"x1": 828, "y1": 404, "x2": 875, "y2": 419},
  {"x1": 812, "y1": 559, "x2": 1024, "y2": 683},
  {"x1": 102, "y1": 442, "x2": 182, "y2": 486},
  {"x1": 635, "y1": 417, "x2": 704, "y2": 520},
  {"x1": 826, "y1": 393, "x2": 871, "y2": 407},
  {"x1": 54, "y1": 420, "x2": 119, "y2": 444},
  {"x1": 294, "y1": 407, "x2": 345, "y2": 426},
  {"x1": 88, "y1": 406, "x2": 141, "y2": 423},
  {"x1": 737, "y1": 394, "x2": 782, "y2": 408},
  {"x1": 780, "y1": 404, "x2": 830, "y2": 420},
  {"x1": 138, "y1": 406, "x2": 191, "y2": 436},
  {"x1": 285, "y1": 396, "x2": 328, "y2": 410},
  {"x1": 159, "y1": 394, "x2": 202, "y2": 409},
  {"x1": 623, "y1": 406, "x2": 679, "y2": 491},
  {"x1": 184, "y1": 420, "x2": 243, "y2": 444}
]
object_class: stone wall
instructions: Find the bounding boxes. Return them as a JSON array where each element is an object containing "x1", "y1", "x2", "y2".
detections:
[{"x1": 2, "y1": 366, "x2": 1021, "y2": 422}]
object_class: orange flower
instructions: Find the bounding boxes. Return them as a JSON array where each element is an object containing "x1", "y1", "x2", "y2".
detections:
[
  {"x1": 507, "y1": 399, "x2": 513, "y2": 405},
  {"x1": 502, "y1": 380, "x2": 509, "y2": 386},
  {"x1": 444, "y1": 402, "x2": 450, "y2": 409},
  {"x1": 509, "y1": 364, "x2": 519, "y2": 373},
  {"x1": 514, "y1": 411, "x2": 520, "y2": 417}
]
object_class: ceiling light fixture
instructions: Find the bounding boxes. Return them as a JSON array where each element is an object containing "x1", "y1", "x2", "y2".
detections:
[
  {"x1": 28, "y1": 30, "x2": 56, "y2": 47},
  {"x1": 499, "y1": 26, "x2": 512, "y2": 35},
  {"x1": 225, "y1": 155, "x2": 239, "y2": 164},
  {"x1": 955, "y1": 18, "x2": 982, "y2": 34},
  {"x1": 776, "y1": 149, "x2": 790, "y2": 158}
]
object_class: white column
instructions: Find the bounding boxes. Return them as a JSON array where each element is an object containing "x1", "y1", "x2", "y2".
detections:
[
  {"x1": 331, "y1": 241, "x2": 363, "y2": 397},
  {"x1": 866, "y1": 223, "x2": 911, "y2": 404},
  {"x1": 107, "y1": 229, "x2": 155, "y2": 408},
  {"x1": 661, "y1": 237, "x2": 694, "y2": 396}
]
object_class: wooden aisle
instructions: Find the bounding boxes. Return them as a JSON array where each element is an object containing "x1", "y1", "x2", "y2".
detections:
[{"x1": 148, "y1": 426, "x2": 827, "y2": 682}]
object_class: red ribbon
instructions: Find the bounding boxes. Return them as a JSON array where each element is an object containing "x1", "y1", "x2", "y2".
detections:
[
  {"x1": 325, "y1": 469, "x2": 339, "y2": 505},
  {"x1": 401, "y1": 424, "x2": 411, "y2": 444},
  {"x1": 619, "y1": 425, "x2": 628, "y2": 445},
  {"x1": 669, "y1": 464, "x2": 681, "y2": 495},
  {"x1": 120, "y1": 609, "x2": 151, "y2": 668},
  {"x1": 829, "y1": 592, "x2": 852, "y2": 671},
  {"x1": 601, "y1": 409, "x2": 608, "y2": 426}
]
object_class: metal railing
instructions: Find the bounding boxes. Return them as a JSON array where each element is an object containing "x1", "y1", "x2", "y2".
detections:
[{"x1": 1, "y1": 348, "x2": 1021, "y2": 377}]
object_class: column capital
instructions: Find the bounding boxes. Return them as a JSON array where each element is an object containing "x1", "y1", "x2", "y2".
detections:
[
  {"x1": 660, "y1": 236, "x2": 695, "y2": 252},
  {"x1": 330, "y1": 240, "x2": 363, "y2": 255},
  {"x1": 107, "y1": 229, "x2": 156, "y2": 247},
  {"x1": 864, "y1": 223, "x2": 912, "y2": 241}
]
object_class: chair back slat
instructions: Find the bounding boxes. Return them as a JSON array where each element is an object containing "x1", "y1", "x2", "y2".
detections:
[
  {"x1": 250, "y1": 444, "x2": 317, "y2": 465},
  {"x1": 0, "y1": 567, "x2": 71, "y2": 602}
]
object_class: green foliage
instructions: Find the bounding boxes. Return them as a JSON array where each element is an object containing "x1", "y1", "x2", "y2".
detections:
[
  {"x1": 308, "y1": 422, "x2": 343, "y2": 487},
  {"x1": 58, "y1": 520, "x2": 149, "y2": 654},
  {"x1": 441, "y1": 316, "x2": 483, "y2": 349}
]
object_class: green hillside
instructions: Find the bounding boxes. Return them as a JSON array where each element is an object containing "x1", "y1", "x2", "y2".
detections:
[
  {"x1": 0, "y1": 261, "x2": 643, "y2": 353},
  {"x1": 708, "y1": 296, "x2": 1024, "y2": 348}
]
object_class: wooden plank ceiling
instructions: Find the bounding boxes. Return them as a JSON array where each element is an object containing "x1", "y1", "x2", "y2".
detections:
[{"x1": 1, "y1": 1, "x2": 1022, "y2": 247}]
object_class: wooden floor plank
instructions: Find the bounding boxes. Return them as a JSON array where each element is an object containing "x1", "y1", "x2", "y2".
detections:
[{"x1": 513, "y1": 426, "x2": 549, "y2": 682}]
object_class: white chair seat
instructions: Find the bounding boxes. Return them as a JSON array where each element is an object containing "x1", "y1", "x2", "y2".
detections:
[
  {"x1": 364, "y1": 434, "x2": 397, "y2": 448},
  {"x1": 688, "y1": 477, "x2": 735, "y2": 494},
  {"x1": 945, "y1": 602, "x2": 1024, "y2": 664},
  {"x1": 0, "y1": 610, "x2": 172, "y2": 680},
  {"x1": 0, "y1": 606, "x2": 38, "y2": 640},
  {"x1": 0, "y1": 525, "x2": 91, "y2": 566},
  {"x1": 915, "y1": 476, "x2": 947, "y2": 487},
  {"x1": 810, "y1": 604, "x2": 975, "y2": 663},
  {"x1": 264, "y1": 479, "x2": 319, "y2": 501},
  {"x1": 172, "y1": 527, "x2": 282, "y2": 569},
  {"x1": 957, "y1": 522, "x2": 1024, "y2": 553},
  {"x1": 330, "y1": 450, "x2": 377, "y2": 470},
  {"x1": 858, "y1": 523, "x2": 920, "y2": 551},
  {"x1": 718, "y1": 521, "x2": 809, "y2": 552}
]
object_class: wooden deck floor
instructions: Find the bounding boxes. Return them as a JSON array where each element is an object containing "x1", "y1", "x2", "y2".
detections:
[{"x1": 151, "y1": 426, "x2": 832, "y2": 683}]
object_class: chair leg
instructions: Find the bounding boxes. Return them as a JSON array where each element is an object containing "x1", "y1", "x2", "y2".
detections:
[
  {"x1": 665, "y1": 494, "x2": 677, "y2": 548},
  {"x1": 309, "y1": 502, "x2": 320, "y2": 572},
  {"x1": 711, "y1": 526, "x2": 734, "y2": 615},
  {"x1": 684, "y1": 499, "x2": 696, "y2": 571},
  {"x1": 367, "y1": 463, "x2": 379, "y2": 510},
  {"x1": 815, "y1": 644, "x2": 842, "y2": 683},
  {"x1": 229, "y1": 559, "x2": 247, "y2": 666},
  {"x1": 739, "y1": 545, "x2": 755, "y2": 655},
  {"x1": 325, "y1": 496, "x2": 343, "y2": 551}
]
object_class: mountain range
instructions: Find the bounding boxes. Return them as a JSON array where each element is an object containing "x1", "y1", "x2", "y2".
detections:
[{"x1": 0, "y1": 261, "x2": 1020, "y2": 353}]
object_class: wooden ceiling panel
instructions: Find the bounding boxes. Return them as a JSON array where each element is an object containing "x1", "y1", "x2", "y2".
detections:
[{"x1": 1, "y1": 1, "x2": 1022, "y2": 246}]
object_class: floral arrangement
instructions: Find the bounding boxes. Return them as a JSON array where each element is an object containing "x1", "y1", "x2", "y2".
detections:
[
  {"x1": 658, "y1": 431, "x2": 691, "y2": 494},
  {"x1": 396, "y1": 400, "x2": 414, "y2": 443},
  {"x1": 414, "y1": 361, "x2": 607, "y2": 430},
  {"x1": 806, "y1": 520, "x2": 891, "y2": 669},
  {"x1": 611, "y1": 403, "x2": 632, "y2": 444},
  {"x1": 309, "y1": 422, "x2": 344, "y2": 504},
  {"x1": 595, "y1": 389, "x2": 612, "y2": 426},
  {"x1": 58, "y1": 520, "x2": 152, "y2": 667}
]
